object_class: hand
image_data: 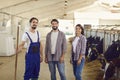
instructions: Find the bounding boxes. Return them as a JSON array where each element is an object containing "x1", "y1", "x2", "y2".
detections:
[
  {"x1": 15, "y1": 48, "x2": 21, "y2": 54},
  {"x1": 60, "y1": 56, "x2": 64, "y2": 63},
  {"x1": 45, "y1": 57, "x2": 48, "y2": 63},
  {"x1": 40, "y1": 56, "x2": 43, "y2": 63},
  {"x1": 77, "y1": 59, "x2": 81, "y2": 65}
]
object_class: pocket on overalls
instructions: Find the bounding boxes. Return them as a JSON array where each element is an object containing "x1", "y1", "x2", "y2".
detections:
[{"x1": 32, "y1": 46, "x2": 39, "y2": 53}]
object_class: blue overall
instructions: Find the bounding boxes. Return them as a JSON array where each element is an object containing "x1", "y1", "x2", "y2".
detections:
[{"x1": 24, "y1": 31, "x2": 40, "y2": 80}]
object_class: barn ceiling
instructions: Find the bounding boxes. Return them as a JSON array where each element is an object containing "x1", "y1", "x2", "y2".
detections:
[
  {"x1": 0, "y1": 0, "x2": 120, "y2": 22},
  {"x1": 0, "y1": 0, "x2": 96, "y2": 21}
]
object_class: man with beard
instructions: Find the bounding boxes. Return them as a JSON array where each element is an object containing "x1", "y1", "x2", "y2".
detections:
[
  {"x1": 17, "y1": 17, "x2": 43, "y2": 80},
  {"x1": 45, "y1": 19, "x2": 67, "y2": 80}
]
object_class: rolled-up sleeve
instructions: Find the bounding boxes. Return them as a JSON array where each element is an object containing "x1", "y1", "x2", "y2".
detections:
[
  {"x1": 22, "y1": 33, "x2": 27, "y2": 42},
  {"x1": 81, "y1": 36, "x2": 87, "y2": 55}
]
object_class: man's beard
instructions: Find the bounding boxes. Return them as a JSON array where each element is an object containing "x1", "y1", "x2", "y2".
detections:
[
  {"x1": 31, "y1": 25, "x2": 37, "y2": 29},
  {"x1": 52, "y1": 26, "x2": 58, "y2": 30},
  {"x1": 32, "y1": 27, "x2": 36, "y2": 29}
]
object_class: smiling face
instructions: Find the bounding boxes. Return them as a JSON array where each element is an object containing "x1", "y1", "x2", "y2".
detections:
[
  {"x1": 75, "y1": 26, "x2": 82, "y2": 35},
  {"x1": 75, "y1": 24, "x2": 84, "y2": 36},
  {"x1": 51, "y1": 21, "x2": 59, "y2": 30},
  {"x1": 30, "y1": 19, "x2": 38, "y2": 30}
]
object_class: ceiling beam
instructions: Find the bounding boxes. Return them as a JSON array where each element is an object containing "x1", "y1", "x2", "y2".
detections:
[
  {"x1": 15, "y1": 0, "x2": 64, "y2": 15},
  {"x1": 18, "y1": 0, "x2": 96, "y2": 19}
]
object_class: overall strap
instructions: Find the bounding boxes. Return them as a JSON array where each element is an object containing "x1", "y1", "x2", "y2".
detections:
[
  {"x1": 26, "y1": 32, "x2": 33, "y2": 43},
  {"x1": 37, "y1": 31, "x2": 40, "y2": 42}
]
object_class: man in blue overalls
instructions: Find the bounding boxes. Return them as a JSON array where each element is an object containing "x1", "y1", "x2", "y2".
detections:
[{"x1": 17, "y1": 17, "x2": 43, "y2": 80}]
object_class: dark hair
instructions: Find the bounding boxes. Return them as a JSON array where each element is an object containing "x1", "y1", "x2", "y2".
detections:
[
  {"x1": 76, "y1": 24, "x2": 84, "y2": 35},
  {"x1": 29, "y1": 17, "x2": 39, "y2": 23},
  {"x1": 51, "y1": 19, "x2": 59, "y2": 24}
]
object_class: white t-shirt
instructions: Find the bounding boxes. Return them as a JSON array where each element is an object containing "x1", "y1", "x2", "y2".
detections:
[
  {"x1": 51, "y1": 31, "x2": 58, "y2": 54},
  {"x1": 22, "y1": 30, "x2": 41, "y2": 52},
  {"x1": 72, "y1": 37, "x2": 79, "y2": 53}
]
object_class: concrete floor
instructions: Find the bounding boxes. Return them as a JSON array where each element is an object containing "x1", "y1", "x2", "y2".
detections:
[{"x1": 0, "y1": 40, "x2": 104, "y2": 80}]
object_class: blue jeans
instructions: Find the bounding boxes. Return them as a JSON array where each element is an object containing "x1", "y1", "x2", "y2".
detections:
[
  {"x1": 72, "y1": 58, "x2": 85, "y2": 80},
  {"x1": 48, "y1": 61, "x2": 66, "y2": 80}
]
